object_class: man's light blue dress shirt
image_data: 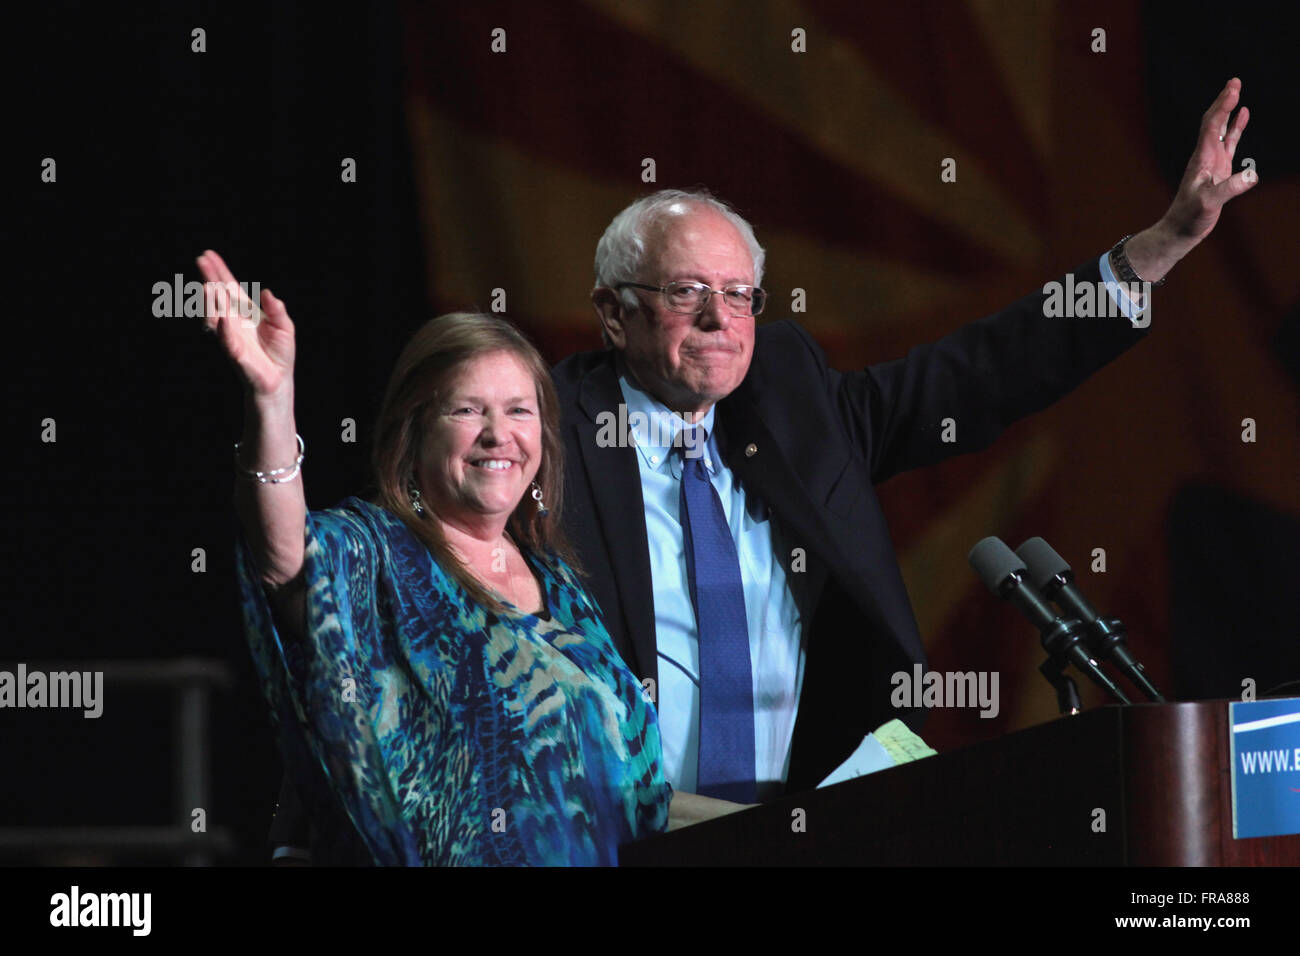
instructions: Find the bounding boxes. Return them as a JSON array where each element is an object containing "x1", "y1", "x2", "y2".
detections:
[
  {"x1": 615, "y1": 256, "x2": 1143, "y2": 800},
  {"x1": 617, "y1": 372, "x2": 804, "y2": 802}
]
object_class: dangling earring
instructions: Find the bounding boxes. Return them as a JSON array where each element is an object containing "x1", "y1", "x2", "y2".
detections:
[
  {"x1": 531, "y1": 480, "x2": 549, "y2": 517},
  {"x1": 409, "y1": 478, "x2": 425, "y2": 515}
]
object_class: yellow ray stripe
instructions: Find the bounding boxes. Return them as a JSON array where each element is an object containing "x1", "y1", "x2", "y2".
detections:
[
  {"x1": 581, "y1": 0, "x2": 1043, "y2": 264},
  {"x1": 969, "y1": 0, "x2": 1056, "y2": 160},
  {"x1": 898, "y1": 433, "x2": 1061, "y2": 728},
  {"x1": 408, "y1": 93, "x2": 976, "y2": 332},
  {"x1": 406, "y1": 94, "x2": 623, "y2": 323},
  {"x1": 898, "y1": 432, "x2": 1059, "y2": 645},
  {"x1": 761, "y1": 231, "x2": 970, "y2": 333}
]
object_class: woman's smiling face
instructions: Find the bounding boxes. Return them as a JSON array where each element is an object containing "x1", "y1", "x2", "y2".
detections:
[{"x1": 417, "y1": 350, "x2": 542, "y2": 533}]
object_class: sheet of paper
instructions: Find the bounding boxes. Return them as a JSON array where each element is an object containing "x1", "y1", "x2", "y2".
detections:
[
  {"x1": 817, "y1": 719, "x2": 937, "y2": 788},
  {"x1": 874, "y1": 718, "x2": 939, "y2": 765},
  {"x1": 817, "y1": 733, "x2": 895, "y2": 788}
]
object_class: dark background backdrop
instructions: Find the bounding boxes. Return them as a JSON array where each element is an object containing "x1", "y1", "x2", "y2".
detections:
[{"x1": 6, "y1": 0, "x2": 1298, "y2": 864}]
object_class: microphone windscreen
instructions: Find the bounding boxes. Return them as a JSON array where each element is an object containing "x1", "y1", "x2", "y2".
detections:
[
  {"x1": 968, "y1": 537, "x2": 1024, "y2": 593},
  {"x1": 1015, "y1": 537, "x2": 1071, "y2": 590}
]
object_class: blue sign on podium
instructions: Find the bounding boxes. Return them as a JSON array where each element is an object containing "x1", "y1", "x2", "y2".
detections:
[{"x1": 1229, "y1": 698, "x2": 1300, "y2": 839}]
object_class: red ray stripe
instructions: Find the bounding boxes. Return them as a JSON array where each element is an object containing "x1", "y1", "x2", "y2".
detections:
[
  {"x1": 805, "y1": 0, "x2": 1051, "y2": 231},
  {"x1": 401, "y1": 0, "x2": 1010, "y2": 277}
]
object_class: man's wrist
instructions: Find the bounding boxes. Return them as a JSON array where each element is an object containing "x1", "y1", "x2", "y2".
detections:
[{"x1": 1117, "y1": 222, "x2": 1194, "y2": 286}]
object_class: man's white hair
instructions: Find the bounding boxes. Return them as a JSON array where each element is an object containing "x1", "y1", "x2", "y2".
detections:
[{"x1": 593, "y1": 188, "x2": 766, "y2": 314}]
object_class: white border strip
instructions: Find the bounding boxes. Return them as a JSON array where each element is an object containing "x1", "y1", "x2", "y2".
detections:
[{"x1": 1233, "y1": 712, "x2": 1300, "y2": 733}]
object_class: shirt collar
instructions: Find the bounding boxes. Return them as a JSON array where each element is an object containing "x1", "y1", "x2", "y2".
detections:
[{"x1": 616, "y1": 366, "x2": 718, "y2": 474}]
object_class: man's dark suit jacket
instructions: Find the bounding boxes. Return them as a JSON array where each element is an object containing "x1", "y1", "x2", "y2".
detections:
[
  {"x1": 269, "y1": 256, "x2": 1147, "y2": 851},
  {"x1": 551, "y1": 256, "x2": 1146, "y2": 792}
]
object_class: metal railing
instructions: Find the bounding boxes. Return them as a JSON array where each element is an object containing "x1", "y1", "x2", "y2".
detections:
[{"x1": 0, "y1": 657, "x2": 238, "y2": 865}]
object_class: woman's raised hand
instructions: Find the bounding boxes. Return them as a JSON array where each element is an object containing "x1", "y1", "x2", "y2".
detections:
[
  {"x1": 197, "y1": 250, "x2": 296, "y2": 399},
  {"x1": 200, "y1": 249, "x2": 308, "y2": 593}
]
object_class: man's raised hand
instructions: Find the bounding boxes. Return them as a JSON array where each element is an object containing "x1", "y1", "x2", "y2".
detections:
[
  {"x1": 1124, "y1": 78, "x2": 1258, "y2": 284},
  {"x1": 1165, "y1": 77, "x2": 1256, "y2": 243}
]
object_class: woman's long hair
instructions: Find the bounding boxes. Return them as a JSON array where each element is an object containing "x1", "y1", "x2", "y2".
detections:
[{"x1": 371, "y1": 312, "x2": 577, "y2": 611}]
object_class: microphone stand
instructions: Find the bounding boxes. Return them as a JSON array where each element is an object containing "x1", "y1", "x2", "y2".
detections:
[
  {"x1": 1035, "y1": 615, "x2": 1131, "y2": 706},
  {"x1": 1087, "y1": 617, "x2": 1165, "y2": 703},
  {"x1": 1039, "y1": 655, "x2": 1082, "y2": 715}
]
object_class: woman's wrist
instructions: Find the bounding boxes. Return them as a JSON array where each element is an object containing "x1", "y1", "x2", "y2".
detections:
[{"x1": 245, "y1": 382, "x2": 295, "y2": 419}]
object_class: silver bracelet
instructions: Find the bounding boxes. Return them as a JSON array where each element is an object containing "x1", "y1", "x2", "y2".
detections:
[{"x1": 234, "y1": 433, "x2": 305, "y2": 484}]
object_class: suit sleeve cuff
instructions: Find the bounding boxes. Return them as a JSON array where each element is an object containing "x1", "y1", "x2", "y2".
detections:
[{"x1": 1098, "y1": 251, "x2": 1151, "y2": 328}]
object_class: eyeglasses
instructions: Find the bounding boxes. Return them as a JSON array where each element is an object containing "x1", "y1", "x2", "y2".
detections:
[{"x1": 619, "y1": 280, "x2": 767, "y2": 317}]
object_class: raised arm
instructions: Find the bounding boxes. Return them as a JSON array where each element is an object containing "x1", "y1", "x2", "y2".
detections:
[
  {"x1": 820, "y1": 79, "x2": 1258, "y2": 482},
  {"x1": 197, "y1": 250, "x2": 306, "y2": 612}
]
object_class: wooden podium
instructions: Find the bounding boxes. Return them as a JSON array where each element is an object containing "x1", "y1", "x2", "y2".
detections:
[{"x1": 620, "y1": 700, "x2": 1300, "y2": 866}]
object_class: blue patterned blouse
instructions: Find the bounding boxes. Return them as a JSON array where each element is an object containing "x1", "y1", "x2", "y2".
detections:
[{"x1": 236, "y1": 496, "x2": 670, "y2": 865}]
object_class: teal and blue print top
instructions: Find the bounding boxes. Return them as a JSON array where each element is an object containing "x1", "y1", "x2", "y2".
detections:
[{"x1": 236, "y1": 497, "x2": 670, "y2": 865}]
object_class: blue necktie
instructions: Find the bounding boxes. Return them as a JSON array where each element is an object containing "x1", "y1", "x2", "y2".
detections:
[{"x1": 678, "y1": 428, "x2": 756, "y2": 803}]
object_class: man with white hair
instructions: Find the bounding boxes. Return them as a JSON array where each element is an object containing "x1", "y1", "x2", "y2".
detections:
[{"x1": 552, "y1": 78, "x2": 1254, "y2": 807}]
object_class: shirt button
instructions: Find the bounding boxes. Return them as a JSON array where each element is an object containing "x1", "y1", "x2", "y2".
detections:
[
  {"x1": 650, "y1": 455, "x2": 660, "y2": 465},
  {"x1": 745, "y1": 443, "x2": 758, "y2": 457}
]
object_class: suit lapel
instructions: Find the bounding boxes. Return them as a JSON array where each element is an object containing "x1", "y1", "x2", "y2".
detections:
[
  {"x1": 573, "y1": 359, "x2": 658, "y2": 682},
  {"x1": 717, "y1": 388, "x2": 895, "y2": 650}
]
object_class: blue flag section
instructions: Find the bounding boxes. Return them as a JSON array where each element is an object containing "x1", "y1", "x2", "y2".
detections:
[{"x1": 1229, "y1": 698, "x2": 1300, "y2": 839}]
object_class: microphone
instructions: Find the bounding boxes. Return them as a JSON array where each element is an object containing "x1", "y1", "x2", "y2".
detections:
[
  {"x1": 969, "y1": 537, "x2": 1131, "y2": 705},
  {"x1": 1015, "y1": 537, "x2": 1165, "y2": 702}
]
